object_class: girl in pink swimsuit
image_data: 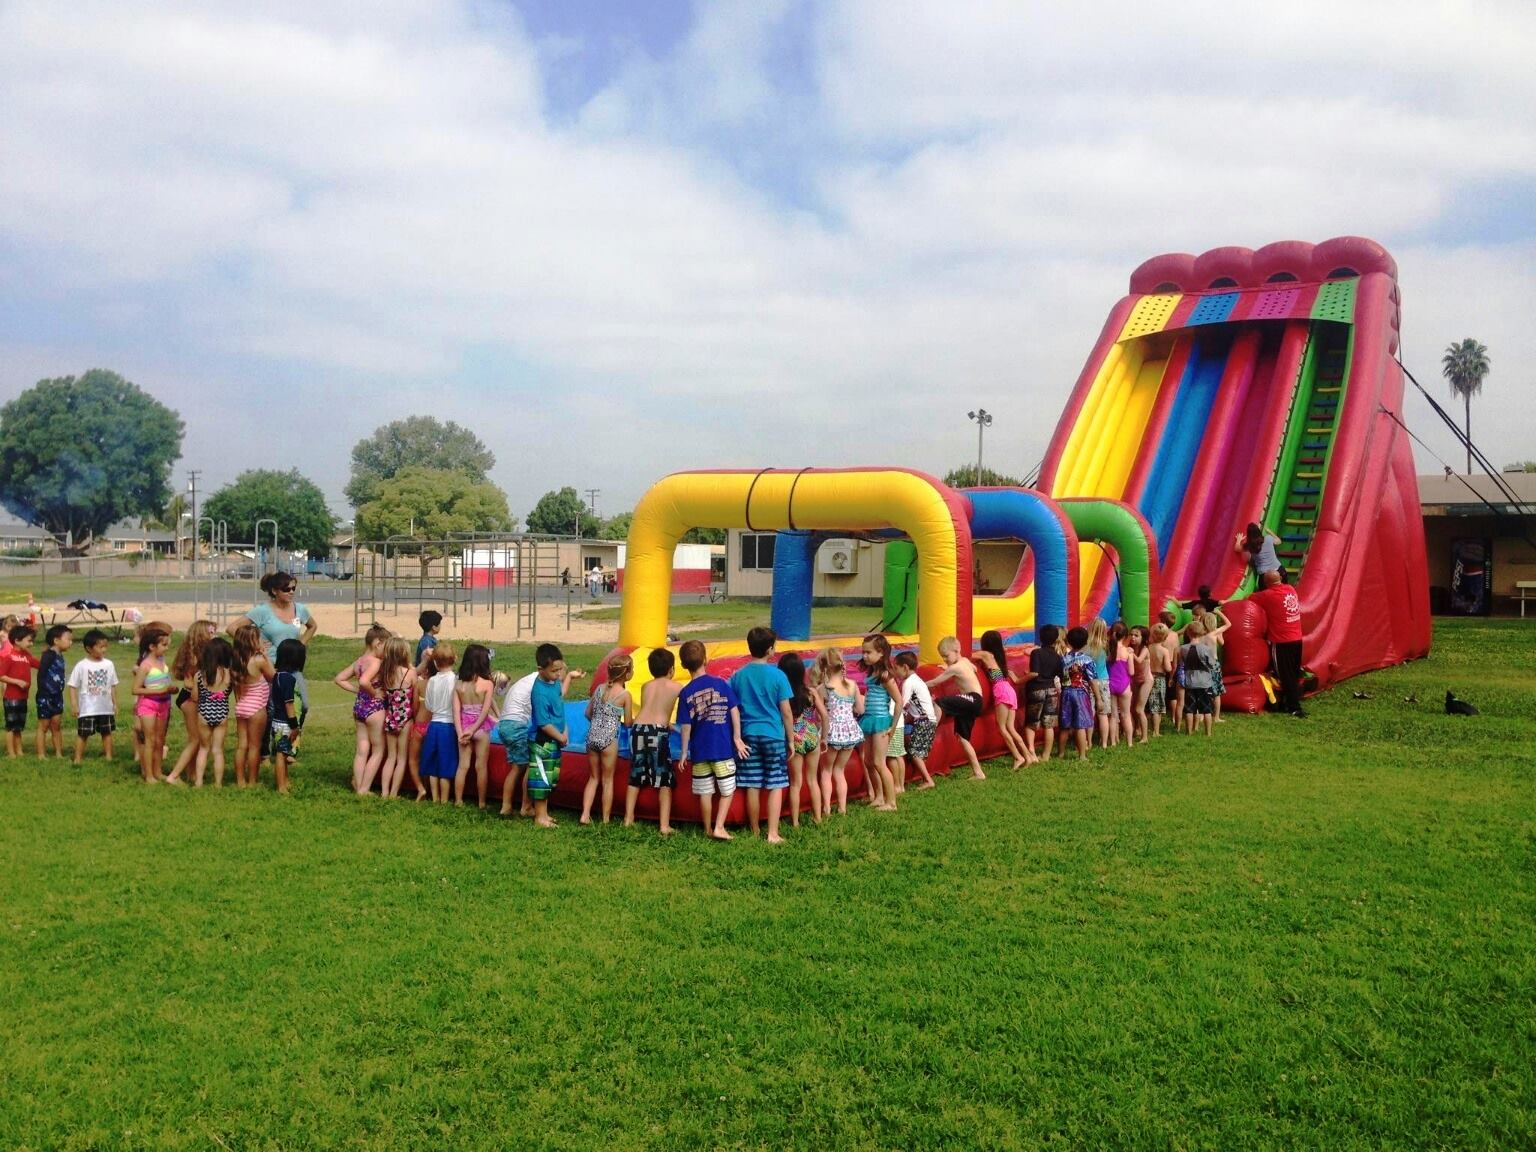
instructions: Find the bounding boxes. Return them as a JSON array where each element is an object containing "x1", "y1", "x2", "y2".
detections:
[
  {"x1": 453, "y1": 644, "x2": 497, "y2": 809},
  {"x1": 231, "y1": 623, "x2": 275, "y2": 788},
  {"x1": 1107, "y1": 621, "x2": 1135, "y2": 748},
  {"x1": 978, "y1": 630, "x2": 1034, "y2": 770}
]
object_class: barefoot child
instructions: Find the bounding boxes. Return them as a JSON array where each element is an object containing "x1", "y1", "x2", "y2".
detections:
[
  {"x1": 417, "y1": 643, "x2": 460, "y2": 803},
  {"x1": 374, "y1": 637, "x2": 416, "y2": 799},
  {"x1": 269, "y1": 639, "x2": 307, "y2": 794},
  {"x1": 817, "y1": 648, "x2": 863, "y2": 815},
  {"x1": 1181, "y1": 620, "x2": 1216, "y2": 737},
  {"x1": 855, "y1": 634, "x2": 903, "y2": 810},
  {"x1": 779, "y1": 652, "x2": 827, "y2": 826},
  {"x1": 1158, "y1": 610, "x2": 1184, "y2": 730},
  {"x1": 336, "y1": 624, "x2": 389, "y2": 795},
  {"x1": 1059, "y1": 626, "x2": 1097, "y2": 761},
  {"x1": 624, "y1": 648, "x2": 684, "y2": 835},
  {"x1": 34, "y1": 624, "x2": 71, "y2": 758},
  {"x1": 68, "y1": 629, "x2": 118, "y2": 765},
  {"x1": 164, "y1": 621, "x2": 215, "y2": 785},
  {"x1": 1023, "y1": 624, "x2": 1063, "y2": 763},
  {"x1": 730, "y1": 627, "x2": 796, "y2": 841},
  {"x1": 1130, "y1": 626, "x2": 1152, "y2": 744},
  {"x1": 193, "y1": 637, "x2": 235, "y2": 787},
  {"x1": 977, "y1": 629, "x2": 1033, "y2": 769},
  {"x1": 2, "y1": 624, "x2": 40, "y2": 758},
  {"x1": 231, "y1": 623, "x2": 274, "y2": 787},
  {"x1": 129, "y1": 627, "x2": 173, "y2": 782},
  {"x1": 452, "y1": 644, "x2": 497, "y2": 808},
  {"x1": 893, "y1": 650, "x2": 937, "y2": 789},
  {"x1": 677, "y1": 640, "x2": 746, "y2": 841},
  {"x1": 581, "y1": 654, "x2": 633, "y2": 824},
  {"x1": 1146, "y1": 623, "x2": 1172, "y2": 737},
  {"x1": 528, "y1": 644, "x2": 583, "y2": 828},
  {"x1": 930, "y1": 637, "x2": 987, "y2": 780}
]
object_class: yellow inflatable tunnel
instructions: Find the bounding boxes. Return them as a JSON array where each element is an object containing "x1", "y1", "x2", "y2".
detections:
[{"x1": 620, "y1": 468, "x2": 973, "y2": 664}]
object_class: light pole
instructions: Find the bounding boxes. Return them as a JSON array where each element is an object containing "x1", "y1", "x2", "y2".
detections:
[{"x1": 967, "y1": 409, "x2": 993, "y2": 486}]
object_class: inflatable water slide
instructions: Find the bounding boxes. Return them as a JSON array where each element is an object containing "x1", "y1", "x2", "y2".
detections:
[{"x1": 482, "y1": 237, "x2": 1430, "y2": 818}]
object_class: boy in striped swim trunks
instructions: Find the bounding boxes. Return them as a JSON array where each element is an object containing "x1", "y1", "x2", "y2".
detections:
[
  {"x1": 528, "y1": 645, "x2": 584, "y2": 828},
  {"x1": 676, "y1": 640, "x2": 746, "y2": 842},
  {"x1": 624, "y1": 648, "x2": 685, "y2": 835}
]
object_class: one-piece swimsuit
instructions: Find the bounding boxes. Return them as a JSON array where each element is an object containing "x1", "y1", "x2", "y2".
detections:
[
  {"x1": 197, "y1": 672, "x2": 230, "y2": 726},
  {"x1": 586, "y1": 690, "x2": 624, "y2": 752}
]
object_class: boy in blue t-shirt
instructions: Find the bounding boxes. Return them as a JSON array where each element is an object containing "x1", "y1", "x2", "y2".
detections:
[
  {"x1": 729, "y1": 626, "x2": 796, "y2": 843},
  {"x1": 676, "y1": 640, "x2": 747, "y2": 841},
  {"x1": 528, "y1": 644, "x2": 584, "y2": 829},
  {"x1": 1059, "y1": 626, "x2": 1098, "y2": 763}
]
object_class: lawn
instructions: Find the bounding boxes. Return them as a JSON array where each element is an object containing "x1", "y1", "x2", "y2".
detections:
[
  {"x1": 1, "y1": 619, "x2": 1532, "y2": 1150},
  {"x1": 582, "y1": 600, "x2": 886, "y2": 640}
]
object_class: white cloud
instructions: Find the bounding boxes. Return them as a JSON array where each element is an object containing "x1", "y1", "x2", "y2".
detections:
[{"x1": 0, "y1": 0, "x2": 1533, "y2": 520}]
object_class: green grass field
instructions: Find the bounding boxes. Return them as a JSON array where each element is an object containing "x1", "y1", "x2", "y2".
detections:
[{"x1": 2, "y1": 619, "x2": 1533, "y2": 1150}]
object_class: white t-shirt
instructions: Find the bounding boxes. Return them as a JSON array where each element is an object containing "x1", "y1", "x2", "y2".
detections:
[
  {"x1": 425, "y1": 671, "x2": 457, "y2": 723},
  {"x1": 500, "y1": 671, "x2": 536, "y2": 725},
  {"x1": 900, "y1": 672, "x2": 937, "y2": 723},
  {"x1": 68, "y1": 656, "x2": 119, "y2": 717}
]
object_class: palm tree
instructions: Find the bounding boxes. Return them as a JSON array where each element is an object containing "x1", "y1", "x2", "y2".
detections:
[{"x1": 1442, "y1": 338, "x2": 1490, "y2": 474}]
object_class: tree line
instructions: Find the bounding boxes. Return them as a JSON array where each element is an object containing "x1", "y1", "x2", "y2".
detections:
[{"x1": 0, "y1": 371, "x2": 719, "y2": 557}]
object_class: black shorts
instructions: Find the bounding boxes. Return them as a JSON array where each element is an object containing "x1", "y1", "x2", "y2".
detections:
[
  {"x1": 77, "y1": 714, "x2": 116, "y2": 739},
  {"x1": 3, "y1": 699, "x2": 26, "y2": 733},
  {"x1": 37, "y1": 695, "x2": 64, "y2": 721},
  {"x1": 1184, "y1": 687, "x2": 1215, "y2": 716},
  {"x1": 936, "y1": 692, "x2": 983, "y2": 741},
  {"x1": 627, "y1": 723, "x2": 675, "y2": 790}
]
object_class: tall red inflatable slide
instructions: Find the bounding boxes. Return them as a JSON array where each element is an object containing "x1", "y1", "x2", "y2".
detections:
[{"x1": 1034, "y1": 236, "x2": 1431, "y2": 709}]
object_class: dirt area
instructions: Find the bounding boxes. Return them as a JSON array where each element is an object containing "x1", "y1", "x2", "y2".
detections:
[{"x1": 26, "y1": 599, "x2": 625, "y2": 648}]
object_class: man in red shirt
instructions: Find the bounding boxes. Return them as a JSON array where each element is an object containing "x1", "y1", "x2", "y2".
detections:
[{"x1": 1249, "y1": 570, "x2": 1304, "y2": 717}]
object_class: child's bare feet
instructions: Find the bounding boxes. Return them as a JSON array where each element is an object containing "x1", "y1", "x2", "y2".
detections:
[
  {"x1": 917, "y1": 779, "x2": 936, "y2": 790},
  {"x1": 500, "y1": 805, "x2": 514, "y2": 817},
  {"x1": 659, "y1": 825, "x2": 674, "y2": 836},
  {"x1": 535, "y1": 816, "x2": 558, "y2": 828},
  {"x1": 971, "y1": 769, "x2": 986, "y2": 780},
  {"x1": 710, "y1": 828, "x2": 733, "y2": 841},
  {"x1": 766, "y1": 832, "x2": 784, "y2": 843},
  {"x1": 1011, "y1": 758, "x2": 1026, "y2": 771}
]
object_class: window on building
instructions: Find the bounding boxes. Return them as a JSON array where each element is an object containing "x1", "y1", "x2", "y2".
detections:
[{"x1": 739, "y1": 532, "x2": 776, "y2": 571}]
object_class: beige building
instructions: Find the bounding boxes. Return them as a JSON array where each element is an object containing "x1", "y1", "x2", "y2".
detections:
[{"x1": 724, "y1": 529, "x2": 1029, "y2": 604}]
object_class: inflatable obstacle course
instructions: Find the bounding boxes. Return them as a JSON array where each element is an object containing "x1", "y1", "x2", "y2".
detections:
[{"x1": 482, "y1": 237, "x2": 1429, "y2": 819}]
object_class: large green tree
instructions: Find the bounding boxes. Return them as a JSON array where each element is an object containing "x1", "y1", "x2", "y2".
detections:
[
  {"x1": 356, "y1": 466, "x2": 516, "y2": 543},
  {"x1": 345, "y1": 416, "x2": 495, "y2": 508},
  {"x1": 600, "y1": 511, "x2": 633, "y2": 541},
  {"x1": 0, "y1": 369, "x2": 184, "y2": 553},
  {"x1": 941, "y1": 465, "x2": 1026, "y2": 489},
  {"x1": 203, "y1": 469, "x2": 338, "y2": 557},
  {"x1": 1441, "y1": 338, "x2": 1490, "y2": 475},
  {"x1": 525, "y1": 487, "x2": 602, "y2": 537}
]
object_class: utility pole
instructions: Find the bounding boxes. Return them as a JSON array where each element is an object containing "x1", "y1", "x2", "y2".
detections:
[
  {"x1": 583, "y1": 488, "x2": 600, "y2": 519},
  {"x1": 187, "y1": 470, "x2": 201, "y2": 577},
  {"x1": 967, "y1": 409, "x2": 993, "y2": 487}
]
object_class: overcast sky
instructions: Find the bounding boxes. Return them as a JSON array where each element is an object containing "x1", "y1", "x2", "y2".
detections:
[{"x1": 2, "y1": 0, "x2": 1533, "y2": 522}]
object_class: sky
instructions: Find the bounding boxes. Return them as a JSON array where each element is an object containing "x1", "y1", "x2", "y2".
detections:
[{"x1": 2, "y1": 0, "x2": 1534, "y2": 524}]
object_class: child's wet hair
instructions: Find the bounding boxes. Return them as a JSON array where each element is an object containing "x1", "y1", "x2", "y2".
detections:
[
  {"x1": 647, "y1": 648, "x2": 675, "y2": 678},
  {"x1": 978, "y1": 630, "x2": 1007, "y2": 671},
  {"x1": 458, "y1": 643, "x2": 492, "y2": 681},
  {"x1": 1150, "y1": 622, "x2": 1169, "y2": 643},
  {"x1": 275, "y1": 638, "x2": 307, "y2": 673},
  {"x1": 200, "y1": 635, "x2": 235, "y2": 680},
  {"x1": 364, "y1": 623, "x2": 391, "y2": 648},
  {"x1": 679, "y1": 640, "x2": 707, "y2": 672}
]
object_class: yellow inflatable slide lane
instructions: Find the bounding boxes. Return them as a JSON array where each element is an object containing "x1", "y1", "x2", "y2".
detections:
[
  {"x1": 619, "y1": 468, "x2": 974, "y2": 670},
  {"x1": 1047, "y1": 331, "x2": 1171, "y2": 616}
]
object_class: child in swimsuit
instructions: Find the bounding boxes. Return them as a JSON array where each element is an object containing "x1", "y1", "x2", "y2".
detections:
[
  {"x1": 779, "y1": 652, "x2": 827, "y2": 827},
  {"x1": 374, "y1": 637, "x2": 417, "y2": 799},
  {"x1": 194, "y1": 637, "x2": 236, "y2": 787},
  {"x1": 582, "y1": 653, "x2": 633, "y2": 825},
  {"x1": 452, "y1": 644, "x2": 497, "y2": 809},
  {"x1": 231, "y1": 623, "x2": 275, "y2": 788},
  {"x1": 816, "y1": 648, "x2": 863, "y2": 817},
  {"x1": 929, "y1": 636, "x2": 988, "y2": 780},
  {"x1": 130, "y1": 626, "x2": 173, "y2": 784},
  {"x1": 857, "y1": 635, "x2": 902, "y2": 811},
  {"x1": 978, "y1": 629, "x2": 1033, "y2": 770},
  {"x1": 336, "y1": 625, "x2": 390, "y2": 796}
]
